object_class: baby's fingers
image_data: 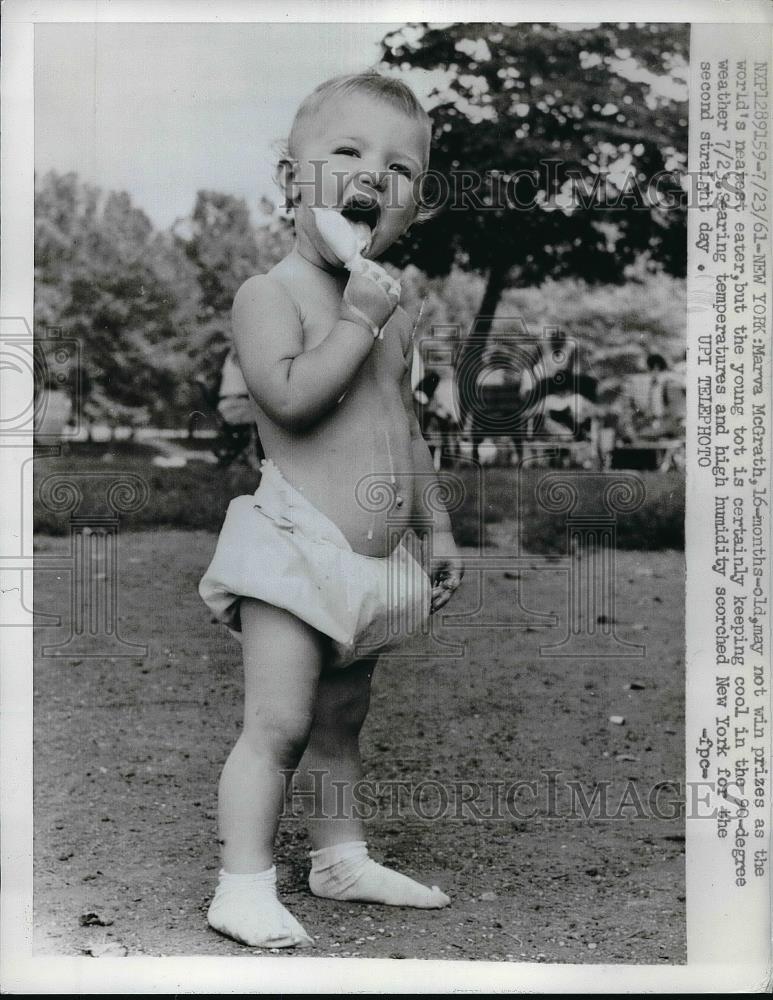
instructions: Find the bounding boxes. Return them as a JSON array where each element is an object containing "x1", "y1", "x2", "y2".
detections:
[
  {"x1": 429, "y1": 572, "x2": 462, "y2": 614},
  {"x1": 353, "y1": 258, "x2": 401, "y2": 295},
  {"x1": 430, "y1": 585, "x2": 453, "y2": 614},
  {"x1": 383, "y1": 280, "x2": 401, "y2": 307},
  {"x1": 342, "y1": 283, "x2": 393, "y2": 337}
]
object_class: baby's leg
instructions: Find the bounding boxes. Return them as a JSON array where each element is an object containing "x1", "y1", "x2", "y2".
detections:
[
  {"x1": 297, "y1": 659, "x2": 450, "y2": 909},
  {"x1": 297, "y1": 657, "x2": 376, "y2": 848},
  {"x1": 208, "y1": 598, "x2": 324, "y2": 948}
]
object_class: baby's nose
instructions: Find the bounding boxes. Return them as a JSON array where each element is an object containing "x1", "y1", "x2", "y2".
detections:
[{"x1": 356, "y1": 168, "x2": 388, "y2": 193}]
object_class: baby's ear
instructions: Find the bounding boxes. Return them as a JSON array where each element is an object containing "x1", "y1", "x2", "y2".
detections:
[
  {"x1": 412, "y1": 202, "x2": 442, "y2": 226},
  {"x1": 409, "y1": 159, "x2": 442, "y2": 225},
  {"x1": 276, "y1": 158, "x2": 300, "y2": 209}
]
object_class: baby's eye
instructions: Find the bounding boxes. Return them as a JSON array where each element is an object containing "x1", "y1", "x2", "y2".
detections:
[
  {"x1": 390, "y1": 162, "x2": 413, "y2": 177},
  {"x1": 333, "y1": 147, "x2": 360, "y2": 158}
]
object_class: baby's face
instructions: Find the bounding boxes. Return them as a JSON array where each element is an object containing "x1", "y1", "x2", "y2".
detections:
[{"x1": 292, "y1": 92, "x2": 429, "y2": 263}]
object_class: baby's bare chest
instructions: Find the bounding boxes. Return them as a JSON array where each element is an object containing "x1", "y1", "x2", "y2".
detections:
[{"x1": 297, "y1": 288, "x2": 411, "y2": 384}]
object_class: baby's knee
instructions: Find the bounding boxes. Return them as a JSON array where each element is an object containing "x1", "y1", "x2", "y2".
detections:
[{"x1": 242, "y1": 710, "x2": 314, "y2": 765}]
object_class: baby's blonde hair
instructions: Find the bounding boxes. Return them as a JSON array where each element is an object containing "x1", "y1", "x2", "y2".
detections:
[
  {"x1": 279, "y1": 71, "x2": 437, "y2": 223},
  {"x1": 288, "y1": 71, "x2": 431, "y2": 161}
]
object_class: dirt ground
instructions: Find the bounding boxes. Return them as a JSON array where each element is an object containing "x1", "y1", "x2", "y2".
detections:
[{"x1": 33, "y1": 528, "x2": 685, "y2": 965}]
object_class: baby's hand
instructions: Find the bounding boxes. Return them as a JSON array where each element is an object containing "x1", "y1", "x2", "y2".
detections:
[
  {"x1": 430, "y1": 532, "x2": 464, "y2": 614},
  {"x1": 341, "y1": 264, "x2": 400, "y2": 339}
]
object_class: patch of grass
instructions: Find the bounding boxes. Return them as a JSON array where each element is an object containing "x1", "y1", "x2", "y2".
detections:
[
  {"x1": 440, "y1": 465, "x2": 683, "y2": 551},
  {"x1": 34, "y1": 447, "x2": 259, "y2": 536},
  {"x1": 518, "y1": 468, "x2": 684, "y2": 552}
]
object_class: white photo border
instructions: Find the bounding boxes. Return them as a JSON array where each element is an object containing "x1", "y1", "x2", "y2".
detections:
[{"x1": 2, "y1": 0, "x2": 771, "y2": 993}]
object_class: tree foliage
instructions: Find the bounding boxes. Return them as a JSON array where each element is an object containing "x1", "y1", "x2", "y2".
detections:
[
  {"x1": 379, "y1": 22, "x2": 689, "y2": 423},
  {"x1": 34, "y1": 174, "x2": 292, "y2": 424},
  {"x1": 381, "y1": 22, "x2": 688, "y2": 285},
  {"x1": 35, "y1": 172, "x2": 202, "y2": 424}
]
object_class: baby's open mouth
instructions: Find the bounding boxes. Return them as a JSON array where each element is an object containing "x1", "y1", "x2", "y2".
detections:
[{"x1": 340, "y1": 196, "x2": 380, "y2": 236}]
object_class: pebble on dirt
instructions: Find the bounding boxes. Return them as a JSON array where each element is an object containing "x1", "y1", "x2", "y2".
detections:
[{"x1": 79, "y1": 912, "x2": 113, "y2": 927}]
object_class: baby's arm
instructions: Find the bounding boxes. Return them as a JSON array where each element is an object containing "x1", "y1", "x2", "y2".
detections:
[
  {"x1": 232, "y1": 274, "x2": 394, "y2": 431},
  {"x1": 400, "y1": 362, "x2": 464, "y2": 613}
]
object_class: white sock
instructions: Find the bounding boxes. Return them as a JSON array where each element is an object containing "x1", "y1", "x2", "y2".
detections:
[
  {"x1": 308, "y1": 840, "x2": 450, "y2": 908},
  {"x1": 207, "y1": 866, "x2": 313, "y2": 948}
]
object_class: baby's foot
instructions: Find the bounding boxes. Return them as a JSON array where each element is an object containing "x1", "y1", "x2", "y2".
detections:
[
  {"x1": 207, "y1": 866, "x2": 314, "y2": 948},
  {"x1": 309, "y1": 841, "x2": 450, "y2": 909}
]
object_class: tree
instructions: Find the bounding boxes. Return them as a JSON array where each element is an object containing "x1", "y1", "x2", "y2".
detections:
[
  {"x1": 35, "y1": 175, "x2": 296, "y2": 426},
  {"x1": 35, "y1": 171, "x2": 201, "y2": 426},
  {"x1": 174, "y1": 190, "x2": 294, "y2": 386},
  {"x1": 379, "y1": 22, "x2": 689, "y2": 423}
]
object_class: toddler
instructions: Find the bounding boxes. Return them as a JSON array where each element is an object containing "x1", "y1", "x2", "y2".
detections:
[{"x1": 199, "y1": 71, "x2": 463, "y2": 948}]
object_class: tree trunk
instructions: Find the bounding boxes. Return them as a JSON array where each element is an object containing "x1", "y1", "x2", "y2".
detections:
[{"x1": 455, "y1": 263, "x2": 509, "y2": 431}]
